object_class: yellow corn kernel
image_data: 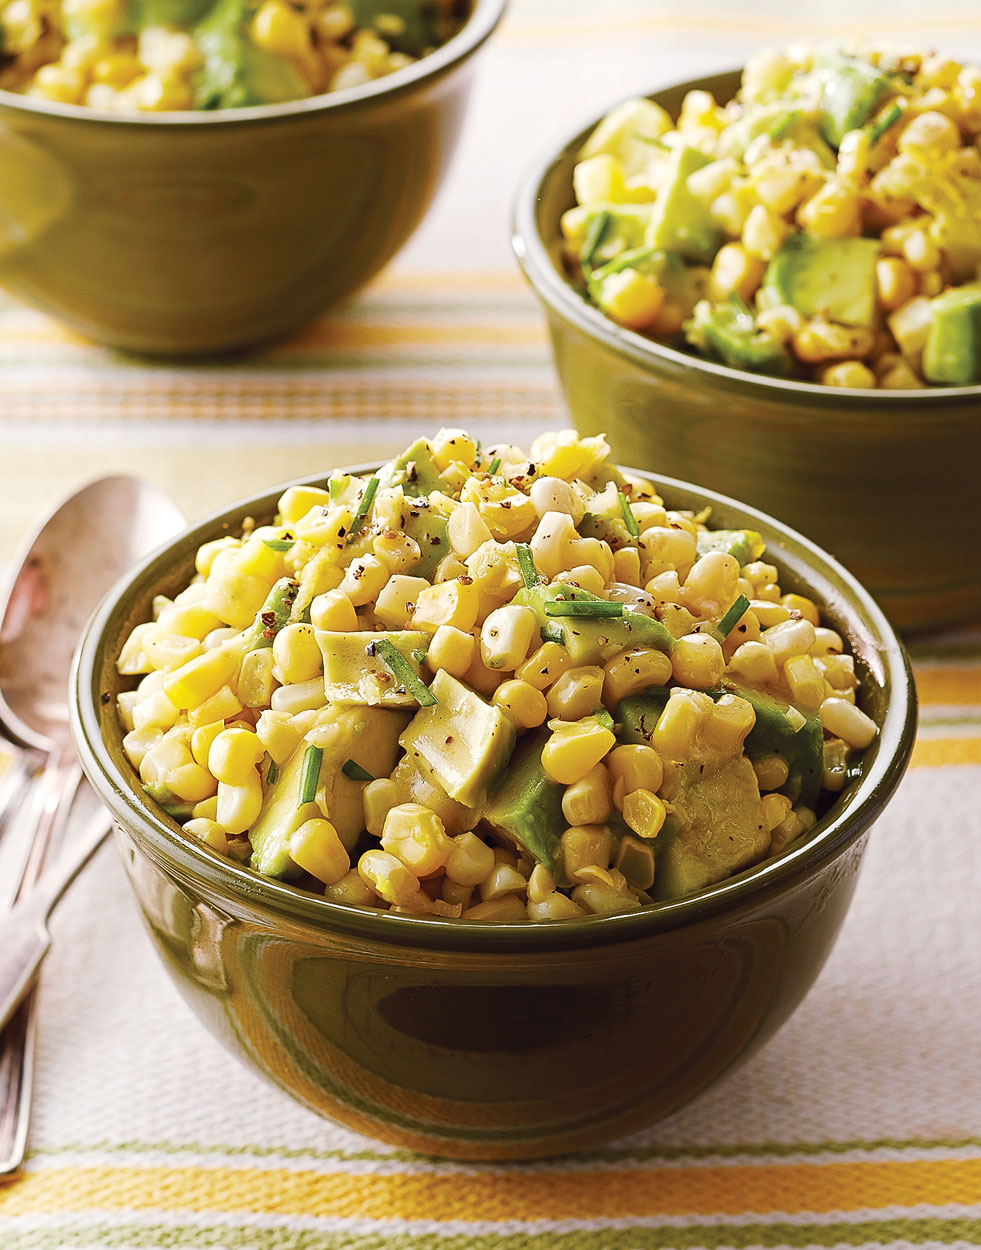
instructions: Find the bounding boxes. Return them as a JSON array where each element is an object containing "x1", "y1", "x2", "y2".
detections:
[
  {"x1": 750, "y1": 600, "x2": 793, "y2": 629},
  {"x1": 462, "y1": 895, "x2": 528, "y2": 922},
  {"x1": 188, "y1": 685, "x2": 243, "y2": 728},
  {"x1": 597, "y1": 269, "x2": 665, "y2": 329},
  {"x1": 639, "y1": 526, "x2": 698, "y2": 580},
  {"x1": 278, "y1": 487, "x2": 331, "y2": 531},
  {"x1": 542, "y1": 718, "x2": 616, "y2": 786},
  {"x1": 478, "y1": 862, "x2": 529, "y2": 902},
  {"x1": 526, "y1": 864, "x2": 556, "y2": 906},
  {"x1": 447, "y1": 501, "x2": 493, "y2": 558},
  {"x1": 793, "y1": 318, "x2": 875, "y2": 363},
  {"x1": 289, "y1": 817, "x2": 350, "y2": 885},
  {"x1": 492, "y1": 679, "x2": 548, "y2": 729},
  {"x1": 362, "y1": 778, "x2": 397, "y2": 838},
  {"x1": 411, "y1": 577, "x2": 480, "y2": 633},
  {"x1": 710, "y1": 183, "x2": 756, "y2": 236},
  {"x1": 754, "y1": 754, "x2": 790, "y2": 792},
  {"x1": 357, "y1": 849, "x2": 420, "y2": 906},
  {"x1": 602, "y1": 647, "x2": 672, "y2": 708},
  {"x1": 323, "y1": 867, "x2": 377, "y2": 906},
  {"x1": 253, "y1": 709, "x2": 299, "y2": 765},
  {"x1": 553, "y1": 564, "x2": 606, "y2": 596},
  {"x1": 770, "y1": 810, "x2": 806, "y2": 854},
  {"x1": 251, "y1": 0, "x2": 311, "y2": 58},
  {"x1": 143, "y1": 631, "x2": 203, "y2": 673},
  {"x1": 547, "y1": 665, "x2": 605, "y2": 721},
  {"x1": 607, "y1": 745, "x2": 663, "y2": 806},
  {"x1": 708, "y1": 243, "x2": 764, "y2": 303},
  {"x1": 621, "y1": 788, "x2": 666, "y2": 840},
  {"x1": 820, "y1": 696, "x2": 877, "y2": 748},
  {"x1": 819, "y1": 361, "x2": 876, "y2": 388},
  {"x1": 780, "y1": 593, "x2": 820, "y2": 626},
  {"x1": 131, "y1": 687, "x2": 180, "y2": 732},
  {"x1": 516, "y1": 641, "x2": 572, "y2": 691},
  {"x1": 783, "y1": 654, "x2": 826, "y2": 710},
  {"x1": 701, "y1": 693, "x2": 756, "y2": 755},
  {"x1": 797, "y1": 180, "x2": 861, "y2": 237},
  {"x1": 762, "y1": 792, "x2": 793, "y2": 832},
  {"x1": 561, "y1": 824, "x2": 613, "y2": 881},
  {"x1": 208, "y1": 726, "x2": 265, "y2": 786},
  {"x1": 682, "y1": 551, "x2": 740, "y2": 616},
  {"x1": 671, "y1": 632, "x2": 725, "y2": 690},
  {"x1": 430, "y1": 428, "x2": 477, "y2": 471},
  {"x1": 425, "y1": 623, "x2": 475, "y2": 679},
  {"x1": 742, "y1": 203, "x2": 788, "y2": 261},
  {"x1": 480, "y1": 604, "x2": 537, "y2": 671},
  {"x1": 381, "y1": 803, "x2": 452, "y2": 878},
  {"x1": 369, "y1": 529, "x2": 419, "y2": 575},
  {"x1": 879, "y1": 361, "x2": 927, "y2": 389},
  {"x1": 444, "y1": 831, "x2": 496, "y2": 887},
  {"x1": 307, "y1": 589, "x2": 356, "y2": 632},
  {"x1": 898, "y1": 109, "x2": 961, "y2": 158},
  {"x1": 191, "y1": 794, "x2": 220, "y2": 821},
  {"x1": 195, "y1": 537, "x2": 239, "y2": 579},
  {"x1": 529, "y1": 475, "x2": 585, "y2": 522},
  {"x1": 727, "y1": 639, "x2": 779, "y2": 685},
  {"x1": 573, "y1": 152, "x2": 626, "y2": 204},
  {"x1": 572, "y1": 882, "x2": 642, "y2": 915},
  {"x1": 184, "y1": 818, "x2": 228, "y2": 854},
  {"x1": 561, "y1": 763, "x2": 612, "y2": 826},
  {"x1": 756, "y1": 303, "x2": 804, "y2": 345},
  {"x1": 269, "y1": 677, "x2": 325, "y2": 715},
  {"x1": 652, "y1": 689, "x2": 708, "y2": 757},
  {"x1": 441, "y1": 878, "x2": 473, "y2": 910},
  {"x1": 876, "y1": 257, "x2": 917, "y2": 312},
  {"x1": 122, "y1": 726, "x2": 164, "y2": 770},
  {"x1": 612, "y1": 546, "x2": 642, "y2": 585},
  {"x1": 337, "y1": 555, "x2": 388, "y2": 608},
  {"x1": 237, "y1": 648, "x2": 276, "y2": 708},
  {"x1": 528, "y1": 892, "x2": 586, "y2": 921},
  {"x1": 529, "y1": 511, "x2": 576, "y2": 578},
  {"x1": 763, "y1": 617, "x2": 816, "y2": 666},
  {"x1": 169, "y1": 759, "x2": 219, "y2": 803},
  {"x1": 216, "y1": 772, "x2": 263, "y2": 836},
  {"x1": 271, "y1": 622, "x2": 321, "y2": 686},
  {"x1": 190, "y1": 721, "x2": 225, "y2": 770}
]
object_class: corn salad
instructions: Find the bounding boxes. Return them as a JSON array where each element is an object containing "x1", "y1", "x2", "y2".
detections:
[
  {"x1": 563, "y1": 46, "x2": 981, "y2": 387},
  {"x1": 0, "y1": 0, "x2": 465, "y2": 110},
  {"x1": 114, "y1": 429, "x2": 877, "y2": 921}
]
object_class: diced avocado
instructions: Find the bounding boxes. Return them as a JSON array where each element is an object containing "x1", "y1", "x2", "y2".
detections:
[
  {"x1": 192, "y1": 0, "x2": 307, "y2": 108},
  {"x1": 617, "y1": 688, "x2": 673, "y2": 746},
  {"x1": 588, "y1": 247, "x2": 698, "y2": 319},
  {"x1": 645, "y1": 146, "x2": 722, "y2": 264},
  {"x1": 686, "y1": 300, "x2": 793, "y2": 374},
  {"x1": 578, "y1": 482, "x2": 636, "y2": 549},
  {"x1": 137, "y1": 0, "x2": 211, "y2": 28},
  {"x1": 250, "y1": 706, "x2": 407, "y2": 875},
  {"x1": 654, "y1": 755, "x2": 768, "y2": 900},
  {"x1": 514, "y1": 583, "x2": 675, "y2": 664},
  {"x1": 316, "y1": 629, "x2": 431, "y2": 707},
  {"x1": 695, "y1": 528, "x2": 766, "y2": 566},
  {"x1": 719, "y1": 102, "x2": 835, "y2": 167},
  {"x1": 816, "y1": 50, "x2": 892, "y2": 148},
  {"x1": 377, "y1": 436, "x2": 447, "y2": 498},
  {"x1": 922, "y1": 283, "x2": 981, "y2": 385},
  {"x1": 578, "y1": 205, "x2": 653, "y2": 268},
  {"x1": 928, "y1": 212, "x2": 981, "y2": 283},
  {"x1": 400, "y1": 499, "x2": 450, "y2": 579},
  {"x1": 399, "y1": 670, "x2": 516, "y2": 807},
  {"x1": 345, "y1": 0, "x2": 441, "y2": 57},
  {"x1": 390, "y1": 755, "x2": 480, "y2": 836},
  {"x1": 484, "y1": 728, "x2": 565, "y2": 877},
  {"x1": 762, "y1": 234, "x2": 880, "y2": 328}
]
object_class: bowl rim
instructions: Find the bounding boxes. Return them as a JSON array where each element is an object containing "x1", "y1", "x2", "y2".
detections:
[
  {"x1": 0, "y1": 0, "x2": 506, "y2": 128},
  {"x1": 511, "y1": 65, "x2": 981, "y2": 407},
  {"x1": 71, "y1": 460, "x2": 917, "y2": 953}
]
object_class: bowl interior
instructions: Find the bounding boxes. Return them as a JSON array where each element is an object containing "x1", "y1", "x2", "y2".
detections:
[{"x1": 71, "y1": 464, "x2": 917, "y2": 951}]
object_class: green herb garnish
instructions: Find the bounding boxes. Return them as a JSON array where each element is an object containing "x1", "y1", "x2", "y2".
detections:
[
  {"x1": 540, "y1": 622, "x2": 566, "y2": 645},
  {"x1": 346, "y1": 476, "x2": 379, "y2": 543},
  {"x1": 593, "y1": 707, "x2": 616, "y2": 731},
  {"x1": 341, "y1": 759, "x2": 374, "y2": 782},
  {"x1": 412, "y1": 648, "x2": 429, "y2": 665},
  {"x1": 375, "y1": 638, "x2": 438, "y2": 707},
  {"x1": 487, "y1": 457, "x2": 502, "y2": 476},
  {"x1": 544, "y1": 600, "x2": 624, "y2": 618},
  {"x1": 869, "y1": 102, "x2": 902, "y2": 146},
  {"x1": 635, "y1": 133, "x2": 667, "y2": 149},
  {"x1": 298, "y1": 745, "x2": 323, "y2": 807},
  {"x1": 767, "y1": 109, "x2": 801, "y2": 140},
  {"x1": 728, "y1": 291, "x2": 754, "y2": 322},
  {"x1": 516, "y1": 542, "x2": 542, "y2": 588},
  {"x1": 717, "y1": 593, "x2": 751, "y2": 639},
  {"x1": 580, "y1": 209, "x2": 611, "y2": 268},
  {"x1": 262, "y1": 536, "x2": 295, "y2": 551},
  {"x1": 617, "y1": 490, "x2": 640, "y2": 538},
  {"x1": 266, "y1": 759, "x2": 279, "y2": 786}
]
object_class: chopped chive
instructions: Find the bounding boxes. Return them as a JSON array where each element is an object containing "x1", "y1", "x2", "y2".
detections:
[
  {"x1": 728, "y1": 292, "x2": 754, "y2": 321},
  {"x1": 266, "y1": 759, "x2": 279, "y2": 786},
  {"x1": 341, "y1": 758, "x2": 374, "y2": 782},
  {"x1": 327, "y1": 474, "x2": 345, "y2": 502},
  {"x1": 617, "y1": 490, "x2": 640, "y2": 538},
  {"x1": 516, "y1": 542, "x2": 542, "y2": 588},
  {"x1": 487, "y1": 457, "x2": 502, "y2": 475},
  {"x1": 544, "y1": 600, "x2": 624, "y2": 618},
  {"x1": 718, "y1": 593, "x2": 751, "y2": 639},
  {"x1": 346, "y1": 476, "x2": 379, "y2": 543},
  {"x1": 375, "y1": 638, "x2": 438, "y2": 707},
  {"x1": 635, "y1": 133, "x2": 667, "y2": 149},
  {"x1": 869, "y1": 101, "x2": 902, "y2": 146},
  {"x1": 412, "y1": 648, "x2": 429, "y2": 665},
  {"x1": 593, "y1": 707, "x2": 615, "y2": 731},
  {"x1": 767, "y1": 109, "x2": 800, "y2": 140},
  {"x1": 580, "y1": 209, "x2": 611, "y2": 267},
  {"x1": 474, "y1": 438, "x2": 482, "y2": 457},
  {"x1": 298, "y1": 745, "x2": 323, "y2": 807},
  {"x1": 262, "y1": 536, "x2": 295, "y2": 551},
  {"x1": 593, "y1": 245, "x2": 660, "y2": 278},
  {"x1": 541, "y1": 622, "x2": 566, "y2": 645}
]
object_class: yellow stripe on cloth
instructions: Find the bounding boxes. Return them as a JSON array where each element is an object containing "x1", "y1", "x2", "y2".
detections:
[
  {"x1": 911, "y1": 737, "x2": 981, "y2": 769},
  {"x1": 913, "y1": 668, "x2": 981, "y2": 708},
  {"x1": 6, "y1": 1158, "x2": 981, "y2": 1219}
]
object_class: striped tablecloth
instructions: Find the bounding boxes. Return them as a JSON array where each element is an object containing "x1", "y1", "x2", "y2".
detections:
[{"x1": 3, "y1": 0, "x2": 981, "y2": 1245}]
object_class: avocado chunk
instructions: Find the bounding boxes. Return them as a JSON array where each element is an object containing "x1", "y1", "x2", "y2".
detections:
[
  {"x1": 250, "y1": 705, "x2": 407, "y2": 876},
  {"x1": 399, "y1": 670, "x2": 516, "y2": 807},
  {"x1": 645, "y1": 146, "x2": 723, "y2": 264},
  {"x1": 578, "y1": 481, "x2": 638, "y2": 549},
  {"x1": 654, "y1": 755, "x2": 768, "y2": 900},
  {"x1": 762, "y1": 234, "x2": 880, "y2": 328},
  {"x1": 719, "y1": 102, "x2": 835, "y2": 167},
  {"x1": 686, "y1": 300, "x2": 793, "y2": 374},
  {"x1": 514, "y1": 583, "x2": 675, "y2": 664},
  {"x1": 484, "y1": 728, "x2": 565, "y2": 877},
  {"x1": 377, "y1": 436, "x2": 447, "y2": 498},
  {"x1": 588, "y1": 247, "x2": 698, "y2": 320},
  {"x1": 390, "y1": 755, "x2": 480, "y2": 836},
  {"x1": 816, "y1": 50, "x2": 892, "y2": 148},
  {"x1": 316, "y1": 629, "x2": 431, "y2": 707},
  {"x1": 922, "y1": 283, "x2": 981, "y2": 385},
  {"x1": 400, "y1": 498, "x2": 451, "y2": 579},
  {"x1": 578, "y1": 205, "x2": 653, "y2": 268},
  {"x1": 695, "y1": 528, "x2": 766, "y2": 566},
  {"x1": 346, "y1": 0, "x2": 442, "y2": 57},
  {"x1": 192, "y1": 0, "x2": 308, "y2": 108}
]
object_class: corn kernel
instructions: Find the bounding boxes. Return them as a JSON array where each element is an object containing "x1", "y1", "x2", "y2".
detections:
[
  {"x1": 820, "y1": 697, "x2": 878, "y2": 749},
  {"x1": 561, "y1": 763, "x2": 612, "y2": 826},
  {"x1": 445, "y1": 831, "x2": 496, "y2": 887},
  {"x1": 652, "y1": 689, "x2": 707, "y2": 757},
  {"x1": 602, "y1": 647, "x2": 672, "y2": 708},
  {"x1": 480, "y1": 604, "x2": 537, "y2": 671},
  {"x1": 289, "y1": 817, "x2": 350, "y2": 885},
  {"x1": 358, "y1": 849, "x2": 420, "y2": 905},
  {"x1": 607, "y1": 745, "x2": 663, "y2": 805},
  {"x1": 754, "y1": 754, "x2": 790, "y2": 791},
  {"x1": 547, "y1": 665, "x2": 605, "y2": 721},
  {"x1": 184, "y1": 818, "x2": 228, "y2": 854},
  {"x1": 516, "y1": 641, "x2": 572, "y2": 691},
  {"x1": 621, "y1": 788, "x2": 666, "y2": 840},
  {"x1": 671, "y1": 632, "x2": 725, "y2": 690},
  {"x1": 561, "y1": 824, "x2": 613, "y2": 880},
  {"x1": 188, "y1": 686, "x2": 243, "y2": 727},
  {"x1": 208, "y1": 726, "x2": 265, "y2": 786},
  {"x1": 542, "y1": 718, "x2": 616, "y2": 786},
  {"x1": 492, "y1": 679, "x2": 548, "y2": 729},
  {"x1": 412, "y1": 577, "x2": 480, "y2": 633},
  {"x1": 701, "y1": 693, "x2": 756, "y2": 755},
  {"x1": 380, "y1": 803, "x2": 451, "y2": 877},
  {"x1": 216, "y1": 772, "x2": 263, "y2": 836}
]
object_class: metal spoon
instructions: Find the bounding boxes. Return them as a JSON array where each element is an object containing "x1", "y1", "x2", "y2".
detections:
[{"x1": 0, "y1": 475, "x2": 186, "y2": 1176}]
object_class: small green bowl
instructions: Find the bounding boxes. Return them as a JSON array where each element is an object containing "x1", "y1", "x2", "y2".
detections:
[
  {"x1": 71, "y1": 464, "x2": 915, "y2": 1160},
  {"x1": 0, "y1": 0, "x2": 504, "y2": 356},
  {"x1": 512, "y1": 69, "x2": 981, "y2": 634}
]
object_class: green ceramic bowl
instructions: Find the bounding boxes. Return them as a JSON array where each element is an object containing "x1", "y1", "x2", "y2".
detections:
[
  {"x1": 0, "y1": 0, "x2": 504, "y2": 356},
  {"x1": 512, "y1": 69, "x2": 981, "y2": 634},
  {"x1": 71, "y1": 464, "x2": 916, "y2": 1160}
]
